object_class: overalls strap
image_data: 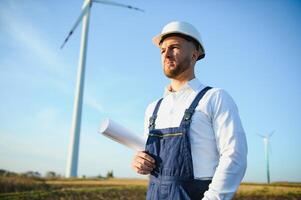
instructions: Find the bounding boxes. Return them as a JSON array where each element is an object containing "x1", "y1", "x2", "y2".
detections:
[
  {"x1": 181, "y1": 86, "x2": 212, "y2": 126},
  {"x1": 149, "y1": 98, "x2": 163, "y2": 130}
]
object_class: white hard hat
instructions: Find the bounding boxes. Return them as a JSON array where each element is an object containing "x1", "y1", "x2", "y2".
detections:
[{"x1": 152, "y1": 21, "x2": 205, "y2": 60}]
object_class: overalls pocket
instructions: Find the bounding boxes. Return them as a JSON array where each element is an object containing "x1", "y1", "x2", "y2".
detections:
[{"x1": 160, "y1": 184, "x2": 169, "y2": 200}]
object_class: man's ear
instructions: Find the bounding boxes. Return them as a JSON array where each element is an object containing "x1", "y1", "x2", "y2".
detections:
[{"x1": 192, "y1": 49, "x2": 200, "y2": 61}]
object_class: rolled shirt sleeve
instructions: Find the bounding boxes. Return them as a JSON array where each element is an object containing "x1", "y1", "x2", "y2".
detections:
[{"x1": 203, "y1": 89, "x2": 248, "y2": 200}]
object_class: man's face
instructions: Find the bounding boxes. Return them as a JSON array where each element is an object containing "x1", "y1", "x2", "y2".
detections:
[{"x1": 160, "y1": 36, "x2": 196, "y2": 79}]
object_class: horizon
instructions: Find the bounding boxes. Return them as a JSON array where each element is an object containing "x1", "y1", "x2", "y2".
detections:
[{"x1": 2, "y1": 168, "x2": 301, "y2": 184}]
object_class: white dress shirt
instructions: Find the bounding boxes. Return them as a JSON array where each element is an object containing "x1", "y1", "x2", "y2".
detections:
[{"x1": 144, "y1": 78, "x2": 247, "y2": 200}]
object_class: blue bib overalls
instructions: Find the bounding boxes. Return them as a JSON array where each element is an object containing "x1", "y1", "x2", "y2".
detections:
[{"x1": 145, "y1": 86, "x2": 212, "y2": 200}]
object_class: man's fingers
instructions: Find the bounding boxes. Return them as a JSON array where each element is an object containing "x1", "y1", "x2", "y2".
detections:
[
  {"x1": 134, "y1": 167, "x2": 149, "y2": 175},
  {"x1": 133, "y1": 159, "x2": 154, "y2": 171},
  {"x1": 132, "y1": 163, "x2": 152, "y2": 175},
  {"x1": 137, "y1": 169, "x2": 150, "y2": 175},
  {"x1": 132, "y1": 151, "x2": 156, "y2": 175},
  {"x1": 136, "y1": 156, "x2": 155, "y2": 169},
  {"x1": 137, "y1": 151, "x2": 155, "y2": 164}
]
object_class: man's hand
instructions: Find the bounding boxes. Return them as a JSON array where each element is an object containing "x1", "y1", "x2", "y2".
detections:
[{"x1": 132, "y1": 151, "x2": 156, "y2": 175}]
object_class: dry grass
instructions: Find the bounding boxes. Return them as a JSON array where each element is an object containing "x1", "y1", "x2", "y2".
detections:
[
  {"x1": 233, "y1": 183, "x2": 301, "y2": 200},
  {"x1": 1, "y1": 176, "x2": 301, "y2": 200},
  {"x1": 46, "y1": 178, "x2": 148, "y2": 187}
]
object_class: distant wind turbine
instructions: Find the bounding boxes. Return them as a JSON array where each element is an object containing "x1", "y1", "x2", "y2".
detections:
[
  {"x1": 257, "y1": 130, "x2": 275, "y2": 184},
  {"x1": 61, "y1": 0, "x2": 144, "y2": 178}
]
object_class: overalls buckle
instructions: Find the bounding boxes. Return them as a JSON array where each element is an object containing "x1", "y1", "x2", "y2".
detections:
[
  {"x1": 183, "y1": 109, "x2": 194, "y2": 123},
  {"x1": 149, "y1": 115, "x2": 157, "y2": 129}
]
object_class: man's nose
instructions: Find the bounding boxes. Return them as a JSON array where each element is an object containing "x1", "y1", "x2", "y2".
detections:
[{"x1": 164, "y1": 48, "x2": 172, "y2": 58}]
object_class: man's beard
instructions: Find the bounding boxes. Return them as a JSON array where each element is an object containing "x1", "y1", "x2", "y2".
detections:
[{"x1": 163, "y1": 57, "x2": 191, "y2": 78}]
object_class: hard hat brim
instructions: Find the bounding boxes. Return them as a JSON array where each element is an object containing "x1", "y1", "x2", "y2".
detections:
[{"x1": 152, "y1": 31, "x2": 205, "y2": 60}]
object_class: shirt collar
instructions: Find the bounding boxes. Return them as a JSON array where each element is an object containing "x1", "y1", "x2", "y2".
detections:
[{"x1": 163, "y1": 78, "x2": 205, "y2": 97}]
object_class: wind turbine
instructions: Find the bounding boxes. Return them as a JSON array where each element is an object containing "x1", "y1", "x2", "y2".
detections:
[
  {"x1": 61, "y1": 0, "x2": 144, "y2": 178},
  {"x1": 257, "y1": 130, "x2": 275, "y2": 184}
]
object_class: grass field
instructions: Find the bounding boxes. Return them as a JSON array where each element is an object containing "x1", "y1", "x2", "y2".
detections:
[{"x1": 1, "y1": 176, "x2": 301, "y2": 200}]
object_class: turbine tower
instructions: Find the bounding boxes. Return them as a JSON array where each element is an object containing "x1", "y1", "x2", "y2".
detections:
[
  {"x1": 61, "y1": 0, "x2": 144, "y2": 178},
  {"x1": 257, "y1": 130, "x2": 275, "y2": 184}
]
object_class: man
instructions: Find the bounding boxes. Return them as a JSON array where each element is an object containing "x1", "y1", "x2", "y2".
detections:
[{"x1": 132, "y1": 21, "x2": 247, "y2": 200}]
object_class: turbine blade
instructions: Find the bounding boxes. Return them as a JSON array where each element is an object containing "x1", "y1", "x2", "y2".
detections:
[
  {"x1": 60, "y1": 0, "x2": 92, "y2": 49},
  {"x1": 256, "y1": 133, "x2": 265, "y2": 138},
  {"x1": 268, "y1": 130, "x2": 275, "y2": 138},
  {"x1": 93, "y1": 0, "x2": 144, "y2": 12},
  {"x1": 60, "y1": 31, "x2": 73, "y2": 49}
]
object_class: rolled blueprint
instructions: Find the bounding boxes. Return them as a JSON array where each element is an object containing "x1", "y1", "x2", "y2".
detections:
[{"x1": 99, "y1": 118, "x2": 146, "y2": 151}]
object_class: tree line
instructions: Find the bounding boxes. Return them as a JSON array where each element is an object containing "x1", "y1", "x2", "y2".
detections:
[{"x1": 0, "y1": 169, "x2": 114, "y2": 179}]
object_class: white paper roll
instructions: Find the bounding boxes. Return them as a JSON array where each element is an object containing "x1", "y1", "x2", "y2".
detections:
[{"x1": 99, "y1": 118, "x2": 146, "y2": 151}]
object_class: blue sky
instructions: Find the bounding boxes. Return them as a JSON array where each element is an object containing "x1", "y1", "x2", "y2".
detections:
[{"x1": 0, "y1": 0, "x2": 300, "y2": 182}]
